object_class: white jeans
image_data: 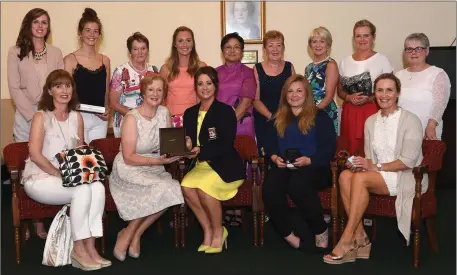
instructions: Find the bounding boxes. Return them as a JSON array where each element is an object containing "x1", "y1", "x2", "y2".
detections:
[
  {"x1": 113, "y1": 126, "x2": 121, "y2": 138},
  {"x1": 23, "y1": 176, "x2": 105, "y2": 241},
  {"x1": 80, "y1": 112, "x2": 108, "y2": 144}
]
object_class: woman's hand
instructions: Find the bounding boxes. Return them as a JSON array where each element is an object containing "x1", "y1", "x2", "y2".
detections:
[
  {"x1": 187, "y1": 146, "x2": 200, "y2": 159},
  {"x1": 185, "y1": 136, "x2": 193, "y2": 150},
  {"x1": 425, "y1": 124, "x2": 438, "y2": 140},
  {"x1": 95, "y1": 106, "x2": 110, "y2": 121},
  {"x1": 351, "y1": 156, "x2": 376, "y2": 172},
  {"x1": 347, "y1": 92, "x2": 366, "y2": 106},
  {"x1": 271, "y1": 154, "x2": 286, "y2": 168},
  {"x1": 159, "y1": 155, "x2": 181, "y2": 164},
  {"x1": 292, "y1": 156, "x2": 311, "y2": 167},
  {"x1": 51, "y1": 169, "x2": 61, "y2": 178}
]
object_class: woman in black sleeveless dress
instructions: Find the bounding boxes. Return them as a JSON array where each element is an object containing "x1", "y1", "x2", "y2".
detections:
[{"x1": 64, "y1": 8, "x2": 110, "y2": 143}]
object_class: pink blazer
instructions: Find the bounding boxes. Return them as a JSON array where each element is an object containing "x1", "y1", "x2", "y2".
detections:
[{"x1": 7, "y1": 43, "x2": 64, "y2": 121}]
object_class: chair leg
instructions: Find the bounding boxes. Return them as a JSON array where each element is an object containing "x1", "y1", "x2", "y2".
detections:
[
  {"x1": 260, "y1": 211, "x2": 265, "y2": 247},
  {"x1": 425, "y1": 216, "x2": 439, "y2": 253},
  {"x1": 21, "y1": 222, "x2": 28, "y2": 247},
  {"x1": 15, "y1": 225, "x2": 21, "y2": 264},
  {"x1": 101, "y1": 214, "x2": 106, "y2": 255},
  {"x1": 173, "y1": 206, "x2": 179, "y2": 248},
  {"x1": 157, "y1": 220, "x2": 163, "y2": 235},
  {"x1": 332, "y1": 217, "x2": 338, "y2": 248},
  {"x1": 180, "y1": 204, "x2": 186, "y2": 248}
]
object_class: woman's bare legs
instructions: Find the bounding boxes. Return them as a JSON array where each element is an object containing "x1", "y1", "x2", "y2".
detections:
[
  {"x1": 197, "y1": 190, "x2": 224, "y2": 248},
  {"x1": 182, "y1": 187, "x2": 213, "y2": 246},
  {"x1": 129, "y1": 210, "x2": 167, "y2": 254},
  {"x1": 114, "y1": 218, "x2": 145, "y2": 255},
  {"x1": 332, "y1": 171, "x2": 390, "y2": 256},
  {"x1": 73, "y1": 239, "x2": 99, "y2": 265}
]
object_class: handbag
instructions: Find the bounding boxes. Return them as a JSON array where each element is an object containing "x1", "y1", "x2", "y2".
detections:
[
  {"x1": 42, "y1": 204, "x2": 73, "y2": 267},
  {"x1": 54, "y1": 120, "x2": 108, "y2": 187}
]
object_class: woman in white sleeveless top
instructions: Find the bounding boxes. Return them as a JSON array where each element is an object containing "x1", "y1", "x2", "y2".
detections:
[
  {"x1": 395, "y1": 33, "x2": 451, "y2": 140},
  {"x1": 22, "y1": 70, "x2": 109, "y2": 271}
]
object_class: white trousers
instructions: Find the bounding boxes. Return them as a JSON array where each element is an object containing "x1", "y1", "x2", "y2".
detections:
[
  {"x1": 23, "y1": 176, "x2": 105, "y2": 241},
  {"x1": 13, "y1": 107, "x2": 37, "y2": 142},
  {"x1": 113, "y1": 125, "x2": 121, "y2": 138},
  {"x1": 80, "y1": 112, "x2": 108, "y2": 144}
]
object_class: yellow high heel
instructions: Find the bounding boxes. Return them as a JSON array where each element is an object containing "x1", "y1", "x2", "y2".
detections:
[
  {"x1": 205, "y1": 227, "x2": 228, "y2": 254},
  {"x1": 197, "y1": 245, "x2": 210, "y2": 252}
]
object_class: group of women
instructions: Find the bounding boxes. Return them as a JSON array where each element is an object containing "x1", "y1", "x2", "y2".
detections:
[{"x1": 7, "y1": 6, "x2": 450, "y2": 271}]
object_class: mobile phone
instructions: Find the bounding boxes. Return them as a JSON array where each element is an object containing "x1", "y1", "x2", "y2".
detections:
[{"x1": 347, "y1": 156, "x2": 356, "y2": 166}]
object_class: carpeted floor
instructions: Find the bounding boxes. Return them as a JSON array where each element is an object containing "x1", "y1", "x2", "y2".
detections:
[{"x1": 1, "y1": 184, "x2": 455, "y2": 275}]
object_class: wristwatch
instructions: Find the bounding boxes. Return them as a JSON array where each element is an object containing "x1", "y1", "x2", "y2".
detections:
[{"x1": 376, "y1": 163, "x2": 382, "y2": 171}]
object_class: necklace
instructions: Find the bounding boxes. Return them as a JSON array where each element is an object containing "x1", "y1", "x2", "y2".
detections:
[
  {"x1": 33, "y1": 46, "x2": 47, "y2": 60},
  {"x1": 313, "y1": 56, "x2": 330, "y2": 65},
  {"x1": 129, "y1": 62, "x2": 147, "y2": 74}
]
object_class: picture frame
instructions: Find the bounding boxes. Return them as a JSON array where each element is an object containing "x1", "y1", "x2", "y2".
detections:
[
  {"x1": 241, "y1": 50, "x2": 258, "y2": 64},
  {"x1": 221, "y1": 1, "x2": 266, "y2": 44}
]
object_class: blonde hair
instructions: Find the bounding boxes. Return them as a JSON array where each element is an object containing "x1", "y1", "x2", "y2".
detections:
[
  {"x1": 274, "y1": 74, "x2": 317, "y2": 137},
  {"x1": 263, "y1": 30, "x2": 285, "y2": 48},
  {"x1": 353, "y1": 19, "x2": 376, "y2": 37},
  {"x1": 308, "y1": 26, "x2": 333, "y2": 48}
]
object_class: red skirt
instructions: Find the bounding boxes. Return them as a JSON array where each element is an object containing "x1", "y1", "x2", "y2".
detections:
[{"x1": 340, "y1": 102, "x2": 378, "y2": 155}]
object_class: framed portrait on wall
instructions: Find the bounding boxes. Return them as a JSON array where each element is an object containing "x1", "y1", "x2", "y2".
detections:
[{"x1": 221, "y1": 1, "x2": 266, "y2": 44}]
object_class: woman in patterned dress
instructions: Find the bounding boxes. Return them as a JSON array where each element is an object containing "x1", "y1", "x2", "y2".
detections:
[
  {"x1": 110, "y1": 75, "x2": 184, "y2": 261},
  {"x1": 305, "y1": 26, "x2": 339, "y2": 134},
  {"x1": 109, "y1": 32, "x2": 158, "y2": 137}
]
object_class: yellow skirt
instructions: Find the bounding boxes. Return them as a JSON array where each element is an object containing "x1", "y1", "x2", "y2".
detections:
[{"x1": 181, "y1": 161, "x2": 244, "y2": 201}]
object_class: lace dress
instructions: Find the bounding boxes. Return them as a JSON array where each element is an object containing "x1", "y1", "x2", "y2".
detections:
[
  {"x1": 395, "y1": 66, "x2": 451, "y2": 139},
  {"x1": 372, "y1": 109, "x2": 402, "y2": 196},
  {"x1": 109, "y1": 106, "x2": 184, "y2": 221}
]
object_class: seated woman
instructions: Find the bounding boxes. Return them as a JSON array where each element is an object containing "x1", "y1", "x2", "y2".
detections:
[
  {"x1": 181, "y1": 66, "x2": 245, "y2": 253},
  {"x1": 262, "y1": 74, "x2": 336, "y2": 251},
  {"x1": 109, "y1": 75, "x2": 184, "y2": 261},
  {"x1": 324, "y1": 73, "x2": 427, "y2": 264},
  {"x1": 395, "y1": 33, "x2": 451, "y2": 140},
  {"x1": 21, "y1": 69, "x2": 109, "y2": 271}
]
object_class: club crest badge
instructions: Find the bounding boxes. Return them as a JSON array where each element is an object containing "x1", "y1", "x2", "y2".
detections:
[{"x1": 208, "y1": 127, "x2": 217, "y2": 140}]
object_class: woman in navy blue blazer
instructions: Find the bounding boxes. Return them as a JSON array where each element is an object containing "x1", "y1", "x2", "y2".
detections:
[{"x1": 263, "y1": 74, "x2": 336, "y2": 251}]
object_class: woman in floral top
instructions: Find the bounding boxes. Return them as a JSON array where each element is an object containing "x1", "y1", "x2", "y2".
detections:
[
  {"x1": 305, "y1": 27, "x2": 339, "y2": 134},
  {"x1": 109, "y1": 32, "x2": 158, "y2": 137}
]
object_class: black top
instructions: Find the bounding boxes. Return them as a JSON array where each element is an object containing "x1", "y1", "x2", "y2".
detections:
[
  {"x1": 264, "y1": 110, "x2": 336, "y2": 168},
  {"x1": 183, "y1": 100, "x2": 245, "y2": 183},
  {"x1": 72, "y1": 54, "x2": 107, "y2": 107}
]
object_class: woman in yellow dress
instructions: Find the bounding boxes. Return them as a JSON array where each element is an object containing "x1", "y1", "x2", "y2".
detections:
[{"x1": 182, "y1": 66, "x2": 245, "y2": 253}]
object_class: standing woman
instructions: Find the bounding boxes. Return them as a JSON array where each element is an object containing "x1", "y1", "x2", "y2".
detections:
[
  {"x1": 109, "y1": 32, "x2": 158, "y2": 138},
  {"x1": 338, "y1": 19, "x2": 393, "y2": 154},
  {"x1": 160, "y1": 26, "x2": 207, "y2": 128},
  {"x1": 7, "y1": 8, "x2": 64, "y2": 240},
  {"x1": 253, "y1": 30, "x2": 295, "y2": 156},
  {"x1": 305, "y1": 26, "x2": 339, "y2": 134},
  {"x1": 64, "y1": 8, "x2": 110, "y2": 143}
]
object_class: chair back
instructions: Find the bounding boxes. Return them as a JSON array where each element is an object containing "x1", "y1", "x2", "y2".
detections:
[
  {"x1": 3, "y1": 142, "x2": 29, "y2": 172},
  {"x1": 234, "y1": 135, "x2": 257, "y2": 161},
  {"x1": 89, "y1": 138, "x2": 121, "y2": 170},
  {"x1": 421, "y1": 140, "x2": 446, "y2": 172}
]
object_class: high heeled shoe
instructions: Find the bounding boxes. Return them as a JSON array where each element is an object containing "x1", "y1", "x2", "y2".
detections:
[
  {"x1": 71, "y1": 251, "x2": 102, "y2": 271},
  {"x1": 323, "y1": 241, "x2": 357, "y2": 265},
  {"x1": 94, "y1": 257, "x2": 112, "y2": 268},
  {"x1": 205, "y1": 227, "x2": 228, "y2": 254},
  {"x1": 197, "y1": 244, "x2": 210, "y2": 252},
  {"x1": 128, "y1": 246, "x2": 140, "y2": 258},
  {"x1": 355, "y1": 235, "x2": 372, "y2": 259},
  {"x1": 113, "y1": 248, "x2": 126, "y2": 261}
]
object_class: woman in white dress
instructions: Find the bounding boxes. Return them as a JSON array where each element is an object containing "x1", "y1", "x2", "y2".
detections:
[
  {"x1": 22, "y1": 69, "x2": 109, "y2": 271},
  {"x1": 395, "y1": 33, "x2": 451, "y2": 140},
  {"x1": 324, "y1": 73, "x2": 426, "y2": 264},
  {"x1": 110, "y1": 74, "x2": 184, "y2": 261}
]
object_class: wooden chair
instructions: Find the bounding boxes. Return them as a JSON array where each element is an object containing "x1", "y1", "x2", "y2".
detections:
[
  {"x1": 257, "y1": 136, "x2": 346, "y2": 248},
  {"x1": 176, "y1": 135, "x2": 261, "y2": 247},
  {"x1": 89, "y1": 138, "x2": 180, "y2": 247},
  {"x1": 3, "y1": 142, "x2": 105, "y2": 264},
  {"x1": 337, "y1": 140, "x2": 446, "y2": 268}
]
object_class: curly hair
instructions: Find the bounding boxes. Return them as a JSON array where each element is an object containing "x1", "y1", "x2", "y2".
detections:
[
  {"x1": 140, "y1": 74, "x2": 169, "y2": 100},
  {"x1": 38, "y1": 69, "x2": 79, "y2": 112},
  {"x1": 16, "y1": 8, "x2": 51, "y2": 61}
]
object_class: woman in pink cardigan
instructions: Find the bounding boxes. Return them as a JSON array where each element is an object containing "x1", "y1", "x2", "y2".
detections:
[{"x1": 7, "y1": 8, "x2": 63, "y2": 240}]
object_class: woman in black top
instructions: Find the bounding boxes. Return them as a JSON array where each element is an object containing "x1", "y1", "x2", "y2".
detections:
[
  {"x1": 253, "y1": 30, "x2": 295, "y2": 156},
  {"x1": 181, "y1": 66, "x2": 245, "y2": 254},
  {"x1": 263, "y1": 74, "x2": 336, "y2": 251},
  {"x1": 64, "y1": 8, "x2": 110, "y2": 143}
]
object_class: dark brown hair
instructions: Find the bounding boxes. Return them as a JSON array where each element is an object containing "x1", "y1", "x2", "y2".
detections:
[
  {"x1": 374, "y1": 73, "x2": 401, "y2": 93},
  {"x1": 194, "y1": 66, "x2": 219, "y2": 97},
  {"x1": 165, "y1": 26, "x2": 201, "y2": 81},
  {"x1": 38, "y1": 69, "x2": 79, "y2": 112},
  {"x1": 140, "y1": 74, "x2": 168, "y2": 100},
  {"x1": 78, "y1": 8, "x2": 102, "y2": 36},
  {"x1": 126, "y1": 32, "x2": 149, "y2": 53},
  {"x1": 16, "y1": 8, "x2": 51, "y2": 60}
]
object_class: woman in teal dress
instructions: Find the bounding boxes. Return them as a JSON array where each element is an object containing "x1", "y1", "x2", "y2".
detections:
[{"x1": 305, "y1": 27, "x2": 339, "y2": 134}]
